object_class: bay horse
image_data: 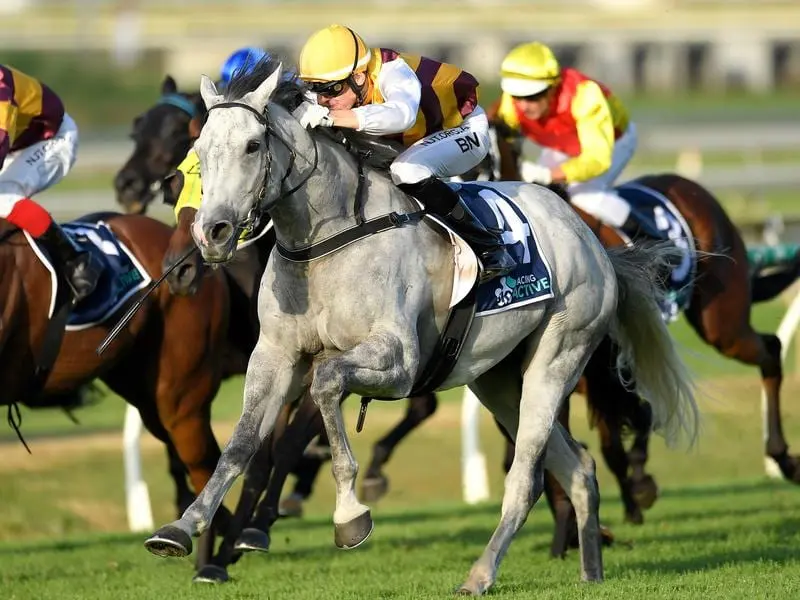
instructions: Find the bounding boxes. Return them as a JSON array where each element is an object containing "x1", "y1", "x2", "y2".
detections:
[
  {"x1": 0, "y1": 210, "x2": 231, "y2": 577},
  {"x1": 143, "y1": 60, "x2": 699, "y2": 594}
]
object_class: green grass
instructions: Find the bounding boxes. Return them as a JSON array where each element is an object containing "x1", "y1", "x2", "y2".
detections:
[
  {"x1": 3, "y1": 369, "x2": 800, "y2": 598},
  {"x1": 3, "y1": 291, "x2": 800, "y2": 595},
  {"x1": 3, "y1": 480, "x2": 800, "y2": 600}
]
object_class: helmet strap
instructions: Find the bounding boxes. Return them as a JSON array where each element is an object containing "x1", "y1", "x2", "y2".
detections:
[{"x1": 345, "y1": 27, "x2": 367, "y2": 106}]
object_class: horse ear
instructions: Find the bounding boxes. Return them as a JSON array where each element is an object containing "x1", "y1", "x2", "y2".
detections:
[
  {"x1": 242, "y1": 63, "x2": 282, "y2": 113},
  {"x1": 200, "y1": 75, "x2": 223, "y2": 109},
  {"x1": 161, "y1": 75, "x2": 178, "y2": 95}
]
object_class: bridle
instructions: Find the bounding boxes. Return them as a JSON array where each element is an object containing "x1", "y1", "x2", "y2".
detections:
[{"x1": 204, "y1": 100, "x2": 319, "y2": 242}]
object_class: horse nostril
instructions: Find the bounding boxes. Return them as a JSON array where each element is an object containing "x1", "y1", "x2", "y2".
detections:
[{"x1": 209, "y1": 221, "x2": 234, "y2": 245}]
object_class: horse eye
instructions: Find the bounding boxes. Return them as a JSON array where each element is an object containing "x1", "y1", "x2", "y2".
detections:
[{"x1": 246, "y1": 140, "x2": 261, "y2": 154}]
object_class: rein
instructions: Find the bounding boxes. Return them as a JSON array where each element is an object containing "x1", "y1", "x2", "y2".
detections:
[{"x1": 273, "y1": 132, "x2": 426, "y2": 263}]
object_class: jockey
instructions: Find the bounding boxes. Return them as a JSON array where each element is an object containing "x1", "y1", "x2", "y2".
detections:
[
  {"x1": 294, "y1": 24, "x2": 515, "y2": 281},
  {"x1": 492, "y1": 42, "x2": 645, "y2": 237},
  {"x1": 170, "y1": 46, "x2": 297, "y2": 230},
  {"x1": 0, "y1": 64, "x2": 101, "y2": 300}
]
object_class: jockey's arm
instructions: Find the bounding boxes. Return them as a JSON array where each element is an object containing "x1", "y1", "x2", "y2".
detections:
[
  {"x1": 554, "y1": 81, "x2": 614, "y2": 184},
  {"x1": 328, "y1": 58, "x2": 421, "y2": 135},
  {"x1": 0, "y1": 88, "x2": 19, "y2": 169}
]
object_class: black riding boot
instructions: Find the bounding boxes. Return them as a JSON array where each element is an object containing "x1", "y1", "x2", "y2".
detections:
[
  {"x1": 398, "y1": 177, "x2": 516, "y2": 283},
  {"x1": 38, "y1": 222, "x2": 101, "y2": 301},
  {"x1": 619, "y1": 213, "x2": 662, "y2": 241}
]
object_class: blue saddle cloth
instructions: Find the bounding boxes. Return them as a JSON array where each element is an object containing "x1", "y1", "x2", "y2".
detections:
[
  {"x1": 30, "y1": 219, "x2": 151, "y2": 330},
  {"x1": 615, "y1": 180, "x2": 696, "y2": 323},
  {"x1": 446, "y1": 182, "x2": 555, "y2": 317}
]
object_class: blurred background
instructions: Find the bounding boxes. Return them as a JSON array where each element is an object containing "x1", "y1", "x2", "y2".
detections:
[
  {"x1": 2, "y1": 0, "x2": 799, "y2": 239},
  {"x1": 1, "y1": 2, "x2": 800, "y2": 591}
]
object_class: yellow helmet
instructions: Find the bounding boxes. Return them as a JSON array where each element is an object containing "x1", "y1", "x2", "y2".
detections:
[
  {"x1": 500, "y1": 42, "x2": 561, "y2": 97},
  {"x1": 299, "y1": 24, "x2": 371, "y2": 83}
]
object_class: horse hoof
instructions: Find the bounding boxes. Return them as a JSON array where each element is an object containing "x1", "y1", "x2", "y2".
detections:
[
  {"x1": 771, "y1": 451, "x2": 800, "y2": 483},
  {"x1": 234, "y1": 527, "x2": 271, "y2": 553},
  {"x1": 361, "y1": 475, "x2": 389, "y2": 502},
  {"x1": 455, "y1": 582, "x2": 489, "y2": 596},
  {"x1": 192, "y1": 564, "x2": 229, "y2": 584},
  {"x1": 631, "y1": 475, "x2": 659, "y2": 509},
  {"x1": 334, "y1": 510, "x2": 373, "y2": 549},
  {"x1": 144, "y1": 525, "x2": 192, "y2": 558}
]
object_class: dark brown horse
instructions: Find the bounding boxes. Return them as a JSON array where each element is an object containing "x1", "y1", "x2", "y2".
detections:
[{"x1": 0, "y1": 211, "x2": 232, "y2": 577}]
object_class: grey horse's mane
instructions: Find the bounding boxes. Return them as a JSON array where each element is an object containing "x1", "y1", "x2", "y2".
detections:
[{"x1": 223, "y1": 56, "x2": 403, "y2": 173}]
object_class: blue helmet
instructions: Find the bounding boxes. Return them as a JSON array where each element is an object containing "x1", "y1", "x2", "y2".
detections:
[
  {"x1": 219, "y1": 46, "x2": 297, "y2": 88},
  {"x1": 219, "y1": 47, "x2": 271, "y2": 87}
]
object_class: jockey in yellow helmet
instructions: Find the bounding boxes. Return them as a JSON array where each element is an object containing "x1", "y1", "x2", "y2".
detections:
[
  {"x1": 295, "y1": 24, "x2": 514, "y2": 280},
  {"x1": 492, "y1": 42, "x2": 639, "y2": 234}
]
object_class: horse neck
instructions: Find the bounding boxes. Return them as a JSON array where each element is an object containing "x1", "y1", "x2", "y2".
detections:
[{"x1": 267, "y1": 128, "x2": 405, "y2": 251}]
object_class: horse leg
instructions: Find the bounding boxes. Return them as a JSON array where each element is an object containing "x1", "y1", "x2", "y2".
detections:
[
  {"x1": 243, "y1": 394, "x2": 325, "y2": 549},
  {"x1": 595, "y1": 418, "x2": 642, "y2": 523},
  {"x1": 278, "y1": 421, "x2": 331, "y2": 518},
  {"x1": 686, "y1": 299, "x2": 797, "y2": 480},
  {"x1": 209, "y1": 401, "x2": 297, "y2": 572},
  {"x1": 163, "y1": 407, "x2": 229, "y2": 583},
  {"x1": 541, "y1": 399, "x2": 580, "y2": 558},
  {"x1": 308, "y1": 331, "x2": 418, "y2": 549},
  {"x1": 496, "y1": 400, "x2": 611, "y2": 558},
  {"x1": 166, "y1": 441, "x2": 195, "y2": 516},
  {"x1": 362, "y1": 392, "x2": 438, "y2": 502},
  {"x1": 626, "y1": 401, "x2": 658, "y2": 510},
  {"x1": 543, "y1": 422, "x2": 603, "y2": 582},
  {"x1": 144, "y1": 338, "x2": 308, "y2": 559},
  {"x1": 459, "y1": 329, "x2": 602, "y2": 595}
]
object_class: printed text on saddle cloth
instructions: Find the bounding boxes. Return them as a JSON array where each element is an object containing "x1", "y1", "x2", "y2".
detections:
[{"x1": 451, "y1": 184, "x2": 554, "y2": 316}]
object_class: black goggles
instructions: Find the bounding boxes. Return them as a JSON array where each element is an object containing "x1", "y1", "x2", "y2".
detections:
[{"x1": 308, "y1": 78, "x2": 349, "y2": 98}]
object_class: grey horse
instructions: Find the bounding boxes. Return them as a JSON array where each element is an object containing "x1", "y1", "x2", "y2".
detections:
[{"x1": 143, "y1": 59, "x2": 698, "y2": 595}]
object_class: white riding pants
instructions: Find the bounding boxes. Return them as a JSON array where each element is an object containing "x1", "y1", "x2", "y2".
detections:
[
  {"x1": 0, "y1": 113, "x2": 79, "y2": 218},
  {"x1": 389, "y1": 106, "x2": 490, "y2": 185}
]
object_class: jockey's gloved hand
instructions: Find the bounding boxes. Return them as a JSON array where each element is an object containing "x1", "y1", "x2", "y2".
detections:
[
  {"x1": 293, "y1": 102, "x2": 334, "y2": 129},
  {"x1": 520, "y1": 161, "x2": 553, "y2": 186}
]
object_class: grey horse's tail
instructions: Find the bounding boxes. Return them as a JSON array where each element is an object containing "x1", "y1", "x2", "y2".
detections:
[{"x1": 606, "y1": 241, "x2": 700, "y2": 447}]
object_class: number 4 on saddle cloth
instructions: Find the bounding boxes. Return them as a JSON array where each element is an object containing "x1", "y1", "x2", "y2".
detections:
[
  {"x1": 438, "y1": 182, "x2": 556, "y2": 317},
  {"x1": 24, "y1": 220, "x2": 152, "y2": 331}
]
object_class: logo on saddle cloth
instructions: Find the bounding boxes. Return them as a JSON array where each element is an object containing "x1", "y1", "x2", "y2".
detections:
[
  {"x1": 27, "y1": 220, "x2": 152, "y2": 331},
  {"x1": 615, "y1": 180, "x2": 696, "y2": 323},
  {"x1": 447, "y1": 183, "x2": 555, "y2": 317}
]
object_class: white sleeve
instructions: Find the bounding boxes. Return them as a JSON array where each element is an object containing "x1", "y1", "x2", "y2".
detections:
[{"x1": 352, "y1": 58, "x2": 421, "y2": 135}]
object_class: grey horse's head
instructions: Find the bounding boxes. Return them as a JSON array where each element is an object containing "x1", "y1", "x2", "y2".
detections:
[{"x1": 191, "y1": 57, "x2": 306, "y2": 263}]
